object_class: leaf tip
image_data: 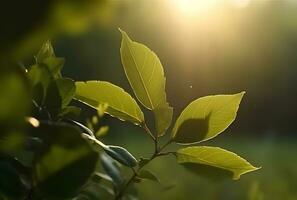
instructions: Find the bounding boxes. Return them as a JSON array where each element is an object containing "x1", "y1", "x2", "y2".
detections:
[
  {"x1": 233, "y1": 165, "x2": 261, "y2": 180},
  {"x1": 238, "y1": 91, "x2": 246, "y2": 98}
]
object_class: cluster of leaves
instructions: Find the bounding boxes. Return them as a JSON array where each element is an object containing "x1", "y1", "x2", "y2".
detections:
[{"x1": 0, "y1": 29, "x2": 260, "y2": 200}]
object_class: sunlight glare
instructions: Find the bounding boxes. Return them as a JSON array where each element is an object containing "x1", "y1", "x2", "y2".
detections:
[
  {"x1": 230, "y1": 0, "x2": 251, "y2": 8},
  {"x1": 173, "y1": 0, "x2": 217, "y2": 16}
]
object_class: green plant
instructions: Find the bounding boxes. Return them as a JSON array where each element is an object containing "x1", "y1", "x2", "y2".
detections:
[{"x1": 0, "y1": 29, "x2": 260, "y2": 200}]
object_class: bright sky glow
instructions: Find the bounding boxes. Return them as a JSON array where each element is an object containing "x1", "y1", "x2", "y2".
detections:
[
  {"x1": 173, "y1": 0, "x2": 218, "y2": 16},
  {"x1": 230, "y1": 0, "x2": 251, "y2": 8}
]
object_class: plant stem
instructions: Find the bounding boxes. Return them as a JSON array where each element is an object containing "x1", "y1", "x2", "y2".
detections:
[
  {"x1": 142, "y1": 123, "x2": 158, "y2": 153},
  {"x1": 115, "y1": 126, "x2": 172, "y2": 200}
]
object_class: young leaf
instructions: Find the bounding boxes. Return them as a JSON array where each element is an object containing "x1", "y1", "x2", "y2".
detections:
[
  {"x1": 105, "y1": 145, "x2": 138, "y2": 168},
  {"x1": 41, "y1": 57, "x2": 65, "y2": 78},
  {"x1": 56, "y1": 78, "x2": 76, "y2": 108},
  {"x1": 176, "y1": 146, "x2": 260, "y2": 180},
  {"x1": 138, "y1": 169, "x2": 160, "y2": 183},
  {"x1": 81, "y1": 134, "x2": 138, "y2": 167},
  {"x1": 119, "y1": 29, "x2": 172, "y2": 135},
  {"x1": 172, "y1": 92, "x2": 245, "y2": 144},
  {"x1": 36, "y1": 40, "x2": 55, "y2": 63},
  {"x1": 75, "y1": 81, "x2": 144, "y2": 125},
  {"x1": 95, "y1": 126, "x2": 109, "y2": 137}
]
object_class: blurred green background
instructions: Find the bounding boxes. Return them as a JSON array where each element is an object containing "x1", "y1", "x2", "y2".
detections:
[{"x1": 1, "y1": 0, "x2": 297, "y2": 199}]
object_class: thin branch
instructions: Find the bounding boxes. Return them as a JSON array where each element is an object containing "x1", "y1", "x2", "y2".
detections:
[
  {"x1": 142, "y1": 123, "x2": 155, "y2": 141},
  {"x1": 115, "y1": 126, "x2": 173, "y2": 199}
]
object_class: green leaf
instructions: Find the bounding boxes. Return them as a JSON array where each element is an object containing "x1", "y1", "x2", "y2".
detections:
[
  {"x1": 70, "y1": 120, "x2": 95, "y2": 137},
  {"x1": 36, "y1": 40, "x2": 55, "y2": 63},
  {"x1": 176, "y1": 146, "x2": 260, "y2": 180},
  {"x1": 75, "y1": 81, "x2": 144, "y2": 125},
  {"x1": 93, "y1": 172, "x2": 113, "y2": 183},
  {"x1": 43, "y1": 78, "x2": 62, "y2": 111},
  {"x1": 172, "y1": 92, "x2": 245, "y2": 144},
  {"x1": 28, "y1": 64, "x2": 52, "y2": 105},
  {"x1": 100, "y1": 154, "x2": 124, "y2": 189},
  {"x1": 35, "y1": 40, "x2": 65, "y2": 79},
  {"x1": 81, "y1": 134, "x2": 137, "y2": 167},
  {"x1": 105, "y1": 145, "x2": 138, "y2": 167},
  {"x1": 154, "y1": 103, "x2": 173, "y2": 137},
  {"x1": 119, "y1": 29, "x2": 172, "y2": 134},
  {"x1": 95, "y1": 126, "x2": 109, "y2": 137},
  {"x1": 41, "y1": 57, "x2": 65, "y2": 78},
  {"x1": 77, "y1": 180, "x2": 115, "y2": 200},
  {"x1": 138, "y1": 169, "x2": 160, "y2": 182},
  {"x1": 59, "y1": 106, "x2": 81, "y2": 119},
  {"x1": 32, "y1": 123, "x2": 98, "y2": 199},
  {"x1": 56, "y1": 78, "x2": 76, "y2": 108}
]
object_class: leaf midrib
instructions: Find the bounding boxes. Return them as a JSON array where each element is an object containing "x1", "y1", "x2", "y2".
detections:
[
  {"x1": 178, "y1": 152, "x2": 254, "y2": 173},
  {"x1": 124, "y1": 38, "x2": 154, "y2": 109},
  {"x1": 76, "y1": 95, "x2": 141, "y2": 123}
]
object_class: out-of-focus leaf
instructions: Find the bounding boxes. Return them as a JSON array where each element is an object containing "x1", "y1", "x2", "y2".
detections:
[
  {"x1": 176, "y1": 146, "x2": 260, "y2": 180},
  {"x1": 138, "y1": 158, "x2": 150, "y2": 168},
  {"x1": 93, "y1": 172, "x2": 113, "y2": 183},
  {"x1": 0, "y1": 66, "x2": 30, "y2": 153},
  {"x1": 76, "y1": 182, "x2": 114, "y2": 200},
  {"x1": 28, "y1": 64, "x2": 52, "y2": 105},
  {"x1": 124, "y1": 183, "x2": 138, "y2": 200},
  {"x1": 98, "y1": 103, "x2": 108, "y2": 117},
  {"x1": 96, "y1": 126, "x2": 109, "y2": 137},
  {"x1": 56, "y1": 78, "x2": 76, "y2": 108},
  {"x1": 120, "y1": 29, "x2": 172, "y2": 135},
  {"x1": 36, "y1": 40, "x2": 55, "y2": 63},
  {"x1": 138, "y1": 169, "x2": 160, "y2": 182},
  {"x1": 32, "y1": 122, "x2": 98, "y2": 199},
  {"x1": 172, "y1": 92, "x2": 245, "y2": 144},
  {"x1": 0, "y1": 155, "x2": 31, "y2": 200},
  {"x1": 91, "y1": 116, "x2": 99, "y2": 124},
  {"x1": 100, "y1": 154, "x2": 124, "y2": 189},
  {"x1": 162, "y1": 182, "x2": 177, "y2": 191},
  {"x1": 41, "y1": 57, "x2": 65, "y2": 78},
  {"x1": 59, "y1": 106, "x2": 81, "y2": 119},
  {"x1": 75, "y1": 81, "x2": 144, "y2": 125}
]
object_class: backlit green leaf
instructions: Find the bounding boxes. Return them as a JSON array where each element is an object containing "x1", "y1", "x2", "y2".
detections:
[
  {"x1": 154, "y1": 103, "x2": 173, "y2": 137},
  {"x1": 119, "y1": 29, "x2": 172, "y2": 134},
  {"x1": 75, "y1": 81, "x2": 144, "y2": 125},
  {"x1": 172, "y1": 92, "x2": 245, "y2": 144},
  {"x1": 35, "y1": 40, "x2": 65, "y2": 78},
  {"x1": 176, "y1": 146, "x2": 260, "y2": 180}
]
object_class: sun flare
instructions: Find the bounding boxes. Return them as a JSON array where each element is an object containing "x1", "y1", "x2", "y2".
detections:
[{"x1": 173, "y1": 0, "x2": 217, "y2": 16}]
